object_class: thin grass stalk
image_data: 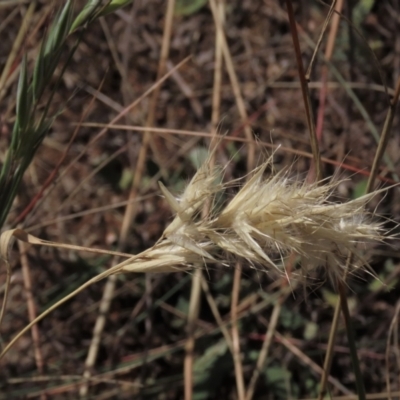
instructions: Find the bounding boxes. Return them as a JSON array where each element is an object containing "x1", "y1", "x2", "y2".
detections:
[
  {"x1": 338, "y1": 78, "x2": 400, "y2": 400},
  {"x1": 18, "y1": 241, "x2": 44, "y2": 372},
  {"x1": 317, "y1": 258, "x2": 350, "y2": 400},
  {"x1": 208, "y1": 0, "x2": 255, "y2": 170},
  {"x1": 184, "y1": 169, "x2": 217, "y2": 399},
  {"x1": 317, "y1": 300, "x2": 342, "y2": 399},
  {"x1": 184, "y1": 1, "x2": 224, "y2": 397},
  {"x1": 285, "y1": 3, "x2": 347, "y2": 395},
  {"x1": 66, "y1": 146, "x2": 128, "y2": 213},
  {"x1": 284, "y1": 0, "x2": 322, "y2": 182},
  {"x1": 330, "y1": 5, "x2": 389, "y2": 102},
  {"x1": 366, "y1": 76, "x2": 400, "y2": 193},
  {"x1": 139, "y1": 0, "x2": 176, "y2": 173},
  {"x1": 337, "y1": 281, "x2": 366, "y2": 400},
  {"x1": 184, "y1": 268, "x2": 202, "y2": 400},
  {"x1": 81, "y1": 0, "x2": 175, "y2": 395},
  {"x1": 75, "y1": 122, "x2": 398, "y2": 184},
  {"x1": 25, "y1": 57, "x2": 190, "y2": 229},
  {"x1": 273, "y1": 2, "x2": 398, "y2": 181},
  {"x1": 319, "y1": 74, "x2": 400, "y2": 398},
  {"x1": 245, "y1": 252, "x2": 296, "y2": 400},
  {"x1": 313, "y1": 0, "x2": 344, "y2": 143},
  {"x1": 18, "y1": 240, "x2": 46, "y2": 400},
  {"x1": 80, "y1": 274, "x2": 117, "y2": 397},
  {"x1": 187, "y1": 1, "x2": 231, "y2": 397},
  {"x1": 185, "y1": 132, "x2": 221, "y2": 396},
  {"x1": 210, "y1": 0, "x2": 224, "y2": 135},
  {"x1": 231, "y1": 263, "x2": 246, "y2": 400},
  {"x1": 25, "y1": 194, "x2": 155, "y2": 232},
  {"x1": 286, "y1": 2, "x2": 396, "y2": 396},
  {"x1": 385, "y1": 300, "x2": 400, "y2": 400},
  {"x1": 99, "y1": 17, "x2": 126, "y2": 83},
  {"x1": 0, "y1": 267, "x2": 116, "y2": 360},
  {"x1": 0, "y1": 1, "x2": 35, "y2": 98},
  {"x1": 306, "y1": 0, "x2": 336, "y2": 80},
  {"x1": 78, "y1": 130, "x2": 138, "y2": 396},
  {"x1": 275, "y1": 329, "x2": 353, "y2": 396},
  {"x1": 0, "y1": 258, "x2": 10, "y2": 329},
  {"x1": 209, "y1": 0, "x2": 252, "y2": 396},
  {"x1": 313, "y1": 2, "x2": 345, "y2": 397},
  {"x1": 15, "y1": 75, "x2": 106, "y2": 225},
  {"x1": 184, "y1": 2, "x2": 235, "y2": 394},
  {"x1": 245, "y1": 296, "x2": 284, "y2": 400},
  {"x1": 200, "y1": 276, "x2": 234, "y2": 352},
  {"x1": 300, "y1": 22, "x2": 398, "y2": 181}
]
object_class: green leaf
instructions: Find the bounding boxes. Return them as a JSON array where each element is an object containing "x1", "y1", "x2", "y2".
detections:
[
  {"x1": 10, "y1": 118, "x2": 21, "y2": 152},
  {"x1": 43, "y1": 1, "x2": 73, "y2": 81},
  {"x1": 47, "y1": 0, "x2": 73, "y2": 52}
]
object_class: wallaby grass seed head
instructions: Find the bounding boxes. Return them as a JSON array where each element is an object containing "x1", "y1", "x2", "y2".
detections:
[{"x1": 121, "y1": 153, "x2": 384, "y2": 284}]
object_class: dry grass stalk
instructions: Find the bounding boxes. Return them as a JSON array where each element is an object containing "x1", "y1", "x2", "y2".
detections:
[{"x1": 81, "y1": 0, "x2": 176, "y2": 395}]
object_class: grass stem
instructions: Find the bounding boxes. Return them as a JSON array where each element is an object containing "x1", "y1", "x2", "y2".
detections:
[{"x1": 337, "y1": 280, "x2": 366, "y2": 400}]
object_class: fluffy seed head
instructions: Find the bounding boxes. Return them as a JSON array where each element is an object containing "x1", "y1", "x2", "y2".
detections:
[{"x1": 121, "y1": 154, "x2": 384, "y2": 283}]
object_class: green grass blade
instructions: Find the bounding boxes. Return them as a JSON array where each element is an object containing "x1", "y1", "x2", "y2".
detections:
[
  {"x1": 70, "y1": 0, "x2": 103, "y2": 32},
  {"x1": 99, "y1": 0, "x2": 133, "y2": 17},
  {"x1": 16, "y1": 56, "x2": 31, "y2": 132}
]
